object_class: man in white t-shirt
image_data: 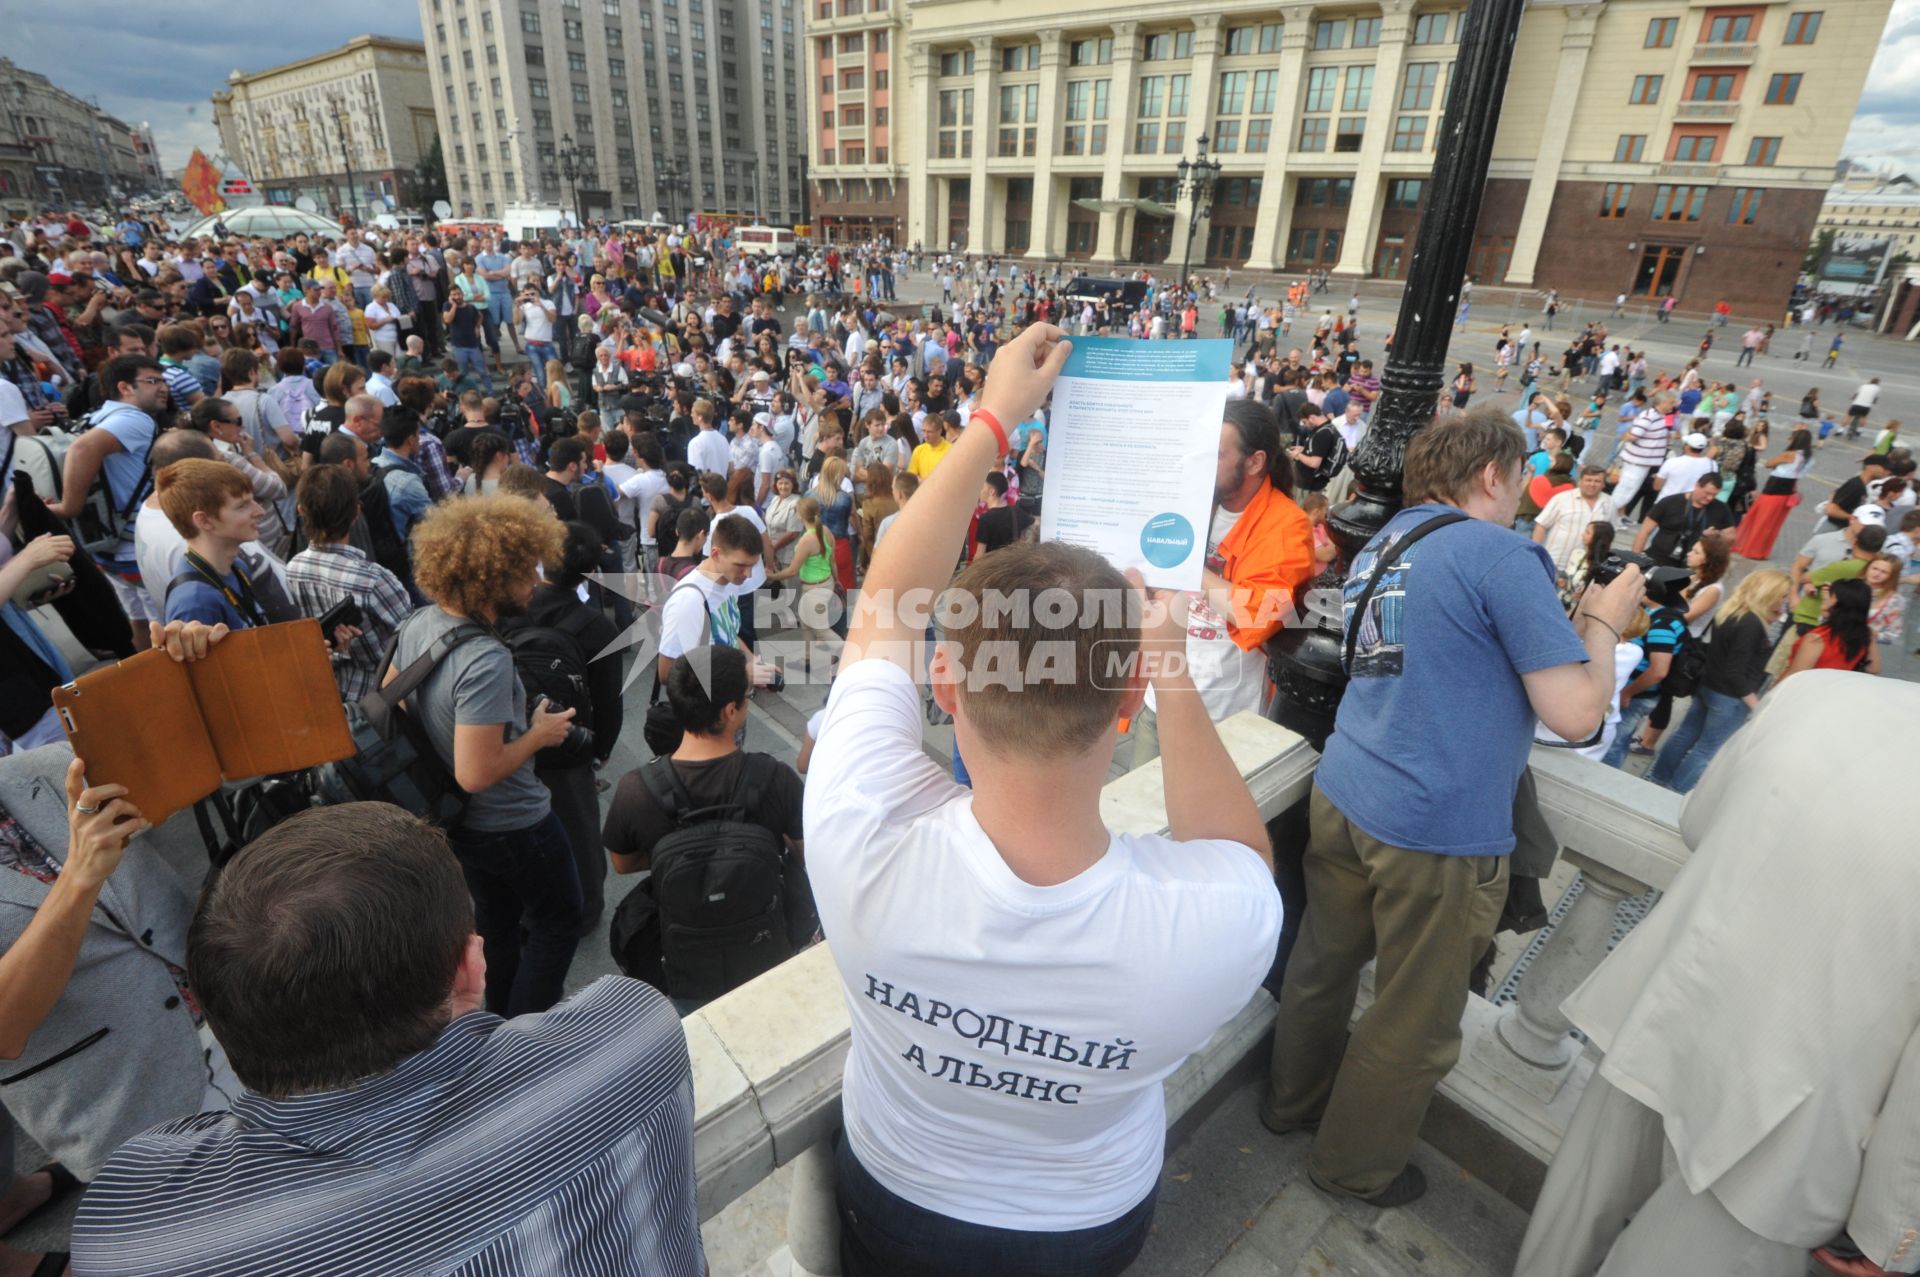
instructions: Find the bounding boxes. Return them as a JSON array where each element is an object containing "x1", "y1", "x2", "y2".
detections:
[
  {"x1": 655, "y1": 514, "x2": 763, "y2": 687},
  {"x1": 807, "y1": 323, "x2": 1281, "y2": 1276},
  {"x1": 751, "y1": 414, "x2": 785, "y2": 506},
  {"x1": 613, "y1": 434, "x2": 670, "y2": 575},
  {"x1": 1649, "y1": 431, "x2": 1717, "y2": 501},
  {"x1": 685, "y1": 399, "x2": 731, "y2": 477}
]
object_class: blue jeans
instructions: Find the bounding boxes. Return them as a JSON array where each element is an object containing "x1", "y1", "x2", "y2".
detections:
[
  {"x1": 451, "y1": 342, "x2": 493, "y2": 391},
  {"x1": 1646, "y1": 687, "x2": 1750, "y2": 793},
  {"x1": 1601, "y1": 696, "x2": 1660, "y2": 768},
  {"x1": 526, "y1": 340, "x2": 556, "y2": 388},
  {"x1": 834, "y1": 1133, "x2": 1157, "y2": 1277},
  {"x1": 486, "y1": 293, "x2": 515, "y2": 350},
  {"x1": 446, "y1": 809, "x2": 583, "y2": 1017}
]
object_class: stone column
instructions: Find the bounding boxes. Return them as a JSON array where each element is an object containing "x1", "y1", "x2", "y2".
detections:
[
  {"x1": 1472, "y1": 856, "x2": 1648, "y2": 1103},
  {"x1": 1504, "y1": 4, "x2": 1602, "y2": 287},
  {"x1": 967, "y1": 35, "x2": 996, "y2": 255},
  {"x1": 1245, "y1": 5, "x2": 1316, "y2": 272},
  {"x1": 1096, "y1": 21, "x2": 1142, "y2": 264},
  {"x1": 783, "y1": 1139, "x2": 843, "y2": 1276},
  {"x1": 1163, "y1": 14, "x2": 1225, "y2": 270},
  {"x1": 1026, "y1": 28, "x2": 1067, "y2": 259},
  {"x1": 906, "y1": 42, "x2": 935, "y2": 249},
  {"x1": 1331, "y1": 0, "x2": 1416, "y2": 278}
]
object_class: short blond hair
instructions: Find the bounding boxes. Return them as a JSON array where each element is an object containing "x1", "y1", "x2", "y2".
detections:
[{"x1": 410, "y1": 494, "x2": 563, "y2": 618}]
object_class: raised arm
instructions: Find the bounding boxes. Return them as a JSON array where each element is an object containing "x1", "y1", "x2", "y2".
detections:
[{"x1": 846, "y1": 324, "x2": 1070, "y2": 670}]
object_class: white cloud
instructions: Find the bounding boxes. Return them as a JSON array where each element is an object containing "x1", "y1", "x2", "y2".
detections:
[{"x1": 1844, "y1": 0, "x2": 1920, "y2": 176}]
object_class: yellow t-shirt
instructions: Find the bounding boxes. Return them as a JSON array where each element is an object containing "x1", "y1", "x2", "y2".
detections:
[{"x1": 908, "y1": 438, "x2": 952, "y2": 478}]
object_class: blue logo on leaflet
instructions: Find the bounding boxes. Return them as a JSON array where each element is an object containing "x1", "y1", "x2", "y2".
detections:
[{"x1": 1140, "y1": 513, "x2": 1195, "y2": 568}]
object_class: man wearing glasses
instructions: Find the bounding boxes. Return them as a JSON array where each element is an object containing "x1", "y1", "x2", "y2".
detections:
[{"x1": 45, "y1": 354, "x2": 171, "y2": 651}]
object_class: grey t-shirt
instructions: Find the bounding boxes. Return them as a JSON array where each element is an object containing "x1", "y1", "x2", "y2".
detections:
[{"x1": 394, "y1": 606, "x2": 551, "y2": 832}]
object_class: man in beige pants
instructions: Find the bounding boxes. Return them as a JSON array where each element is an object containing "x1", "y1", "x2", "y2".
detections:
[{"x1": 1517, "y1": 671, "x2": 1920, "y2": 1276}]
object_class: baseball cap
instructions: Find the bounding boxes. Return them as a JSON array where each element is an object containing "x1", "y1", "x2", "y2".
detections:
[
  {"x1": 45, "y1": 272, "x2": 73, "y2": 287},
  {"x1": 752, "y1": 369, "x2": 770, "y2": 382},
  {"x1": 672, "y1": 361, "x2": 695, "y2": 378},
  {"x1": 1854, "y1": 504, "x2": 1887, "y2": 527},
  {"x1": 1685, "y1": 432, "x2": 1709, "y2": 450}
]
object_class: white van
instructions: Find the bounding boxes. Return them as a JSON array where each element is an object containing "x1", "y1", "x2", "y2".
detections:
[
  {"x1": 502, "y1": 203, "x2": 571, "y2": 243},
  {"x1": 736, "y1": 225, "x2": 797, "y2": 258}
]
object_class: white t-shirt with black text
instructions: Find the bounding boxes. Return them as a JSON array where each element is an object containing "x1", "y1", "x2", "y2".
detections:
[{"x1": 804, "y1": 659, "x2": 1280, "y2": 1231}]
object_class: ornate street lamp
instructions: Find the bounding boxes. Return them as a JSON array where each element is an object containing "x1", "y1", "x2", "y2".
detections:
[
  {"x1": 1174, "y1": 134, "x2": 1222, "y2": 292},
  {"x1": 555, "y1": 133, "x2": 584, "y2": 226},
  {"x1": 1265, "y1": 0, "x2": 1533, "y2": 746}
]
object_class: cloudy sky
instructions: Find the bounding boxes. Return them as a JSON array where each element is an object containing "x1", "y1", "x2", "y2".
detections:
[{"x1": 10, "y1": 0, "x2": 1920, "y2": 180}]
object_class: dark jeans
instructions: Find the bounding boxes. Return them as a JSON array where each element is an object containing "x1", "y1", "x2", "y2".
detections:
[
  {"x1": 447, "y1": 809, "x2": 583, "y2": 1016},
  {"x1": 834, "y1": 1134, "x2": 1157, "y2": 1277}
]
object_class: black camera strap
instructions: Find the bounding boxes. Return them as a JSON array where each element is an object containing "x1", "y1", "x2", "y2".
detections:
[{"x1": 1342, "y1": 511, "x2": 1471, "y2": 673}]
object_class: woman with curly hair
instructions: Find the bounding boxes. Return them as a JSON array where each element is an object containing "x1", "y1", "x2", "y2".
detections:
[{"x1": 393, "y1": 493, "x2": 584, "y2": 1016}]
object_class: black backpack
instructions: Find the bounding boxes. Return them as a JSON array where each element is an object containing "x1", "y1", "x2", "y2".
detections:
[
  {"x1": 359, "y1": 473, "x2": 412, "y2": 584},
  {"x1": 1660, "y1": 622, "x2": 1710, "y2": 699},
  {"x1": 313, "y1": 621, "x2": 486, "y2": 827},
  {"x1": 501, "y1": 609, "x2": 597, "y2": 768},
  {"x1": 609, "y1": 754, "x2": 815, "y2": 1003}
]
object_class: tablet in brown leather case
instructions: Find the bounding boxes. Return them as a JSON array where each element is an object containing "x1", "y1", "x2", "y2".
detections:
[{"x1": 52, "y1": 620, "x2": 356, "y2": 825}]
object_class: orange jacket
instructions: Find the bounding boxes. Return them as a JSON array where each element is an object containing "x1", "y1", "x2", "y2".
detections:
[{"x1": 1216, "y1": 482, "x2": 1317, "y2": 652}]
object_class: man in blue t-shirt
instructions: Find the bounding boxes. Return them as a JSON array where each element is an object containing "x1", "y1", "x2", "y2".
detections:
[
  {"x1": 155, "y1": 458, "x2": 271, "y2": 630},
  {"x1": 1263, "y1": 407, "x2": 1646, "y2": 1209}
]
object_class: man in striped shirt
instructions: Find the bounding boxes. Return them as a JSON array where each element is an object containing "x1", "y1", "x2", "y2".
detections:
[
  {"x1": 71, "y1": 803, "x2": 703, "y2": 1277},
  {"x1": 1612, "y1": 395, "x2": 1675, "y2": 525}
]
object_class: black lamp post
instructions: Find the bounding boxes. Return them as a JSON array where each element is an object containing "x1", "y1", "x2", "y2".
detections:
[
  {"x1": 555, "y1": 133, "x2": 584, "y2": 226},
  {"x1": 1175, "y1": 134, "x2": 1222, "y2": 292},
  {"x1": 327, "y1": 94, "x2": 360, "y2": 224},
  {"x1": 1265, "y1": 0, "x2": 1532, "y2": 747},
  {"x1": 656, "y1": 159, "x2": 691, "y2": 226}
]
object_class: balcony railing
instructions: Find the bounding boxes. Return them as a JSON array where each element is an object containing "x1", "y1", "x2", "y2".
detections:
[
  {"x1": 1673, "y1": 99, "x2": 1741, "y2": 121},
  {"x1": 1659, "y1": 160, "x2": 1725, "y2": 178},
  {"x1": 681, "y1": 716, "x2": 1692, "y2": 1275},
  {"x1": 1690, "y1": 41, "x2": 1758, "y2": 63}
]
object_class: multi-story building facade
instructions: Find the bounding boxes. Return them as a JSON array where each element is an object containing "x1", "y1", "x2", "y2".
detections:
[
  {"x1": 807, "y1": 0, "x2": 906, "y2": 242},
  {"x1": 821, "y1": 0, "x2": 1890, "y2": 311},
  {"x1": 0, "y1": 58, "x2": 159, "y2": 205},
  {"x1": 212, "y1": 36, "x2": 441, "y2": 217},
  {"x1": 417, "y1": 0, "x2": 809, "y2": 226}
]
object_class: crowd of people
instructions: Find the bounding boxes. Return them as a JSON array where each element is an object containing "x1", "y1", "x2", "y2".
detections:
[{"x1": 0, "y1": 202, "x2": 1914, "y2": 1277}]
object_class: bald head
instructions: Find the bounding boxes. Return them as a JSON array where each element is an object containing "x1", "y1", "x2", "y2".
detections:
[{"x1": 150, "y1": 429, "x2": 221, "y2": 471}]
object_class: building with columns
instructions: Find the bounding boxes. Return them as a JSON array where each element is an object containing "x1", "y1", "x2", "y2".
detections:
[
  {"x1": 212, "y1": 36, "x2": 441, "y2": 218},
  {"x1": 809, "y1": 0, "x2": 1891, "y2": 310}
]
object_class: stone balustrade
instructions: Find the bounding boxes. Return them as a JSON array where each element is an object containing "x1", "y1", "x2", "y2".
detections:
[{"x1": 675, "y1": 716, "x2": 1691, "y2": 1274}]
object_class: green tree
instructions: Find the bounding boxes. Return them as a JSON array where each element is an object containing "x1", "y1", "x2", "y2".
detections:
[
  {"x1": 414, "y1": 136, "x2": 449, "y2": 209},
  {"x1": 1804, "y1": 227, "x2": 1835, "y2": 275}
]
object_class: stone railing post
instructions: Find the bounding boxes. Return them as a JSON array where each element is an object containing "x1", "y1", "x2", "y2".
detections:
[
  {"x1": 1478, "y1": 852, "x2": 1647, "y2": 1101},
  {"x1": 782, "y1": 1140, "x2": 842, "y2": 1276}
]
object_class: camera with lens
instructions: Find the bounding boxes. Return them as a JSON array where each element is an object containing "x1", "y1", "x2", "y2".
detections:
[{"x1": 1589, "y1": 549, "x2": 1654, "y2": 588}]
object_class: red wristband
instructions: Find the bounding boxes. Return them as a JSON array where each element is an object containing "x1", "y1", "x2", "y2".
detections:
[{"x1": 973, "y1": 409, "x2": 1009, "y2": 455}]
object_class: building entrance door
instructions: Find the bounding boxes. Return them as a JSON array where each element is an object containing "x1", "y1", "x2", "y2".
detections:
[
  {"x1": 1374, "y1": 235, "x2": 1407, "y2": 279},
  {"x1": 1131, "y1": 214, "x2": 1172, "y2": 264},
  {"x1": 1633, "y1": 244, "x2": 1688, "y2": 297}
]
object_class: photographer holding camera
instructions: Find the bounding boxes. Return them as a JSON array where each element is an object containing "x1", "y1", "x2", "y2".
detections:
[
  {"x1": 391, "y1": 494, "x2": 584, "y2": 1015},
  {"x1": 1266, "y1": 405, "x2": 1645, "y2": 1208}
]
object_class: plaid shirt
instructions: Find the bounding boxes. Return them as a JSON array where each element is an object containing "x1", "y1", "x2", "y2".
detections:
[
  {"x1": 285, "y1": 543, "x2": 413, "y2": 702},
  {"x1": 416, "y1": 428, "x2": 459, "y2": 502}
]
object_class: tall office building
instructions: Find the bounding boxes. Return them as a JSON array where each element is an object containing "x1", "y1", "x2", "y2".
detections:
[
  {"x1": 809, "y1": 0, "x2": 1893, "y2": 311},
  {"x1": 419, "y1": 0, "x2": 809, "y2": 226}
]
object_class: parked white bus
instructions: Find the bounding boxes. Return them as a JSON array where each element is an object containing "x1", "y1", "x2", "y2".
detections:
[{"x1": 736, "y1": 225, "x2": 798, "y2": 257}]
